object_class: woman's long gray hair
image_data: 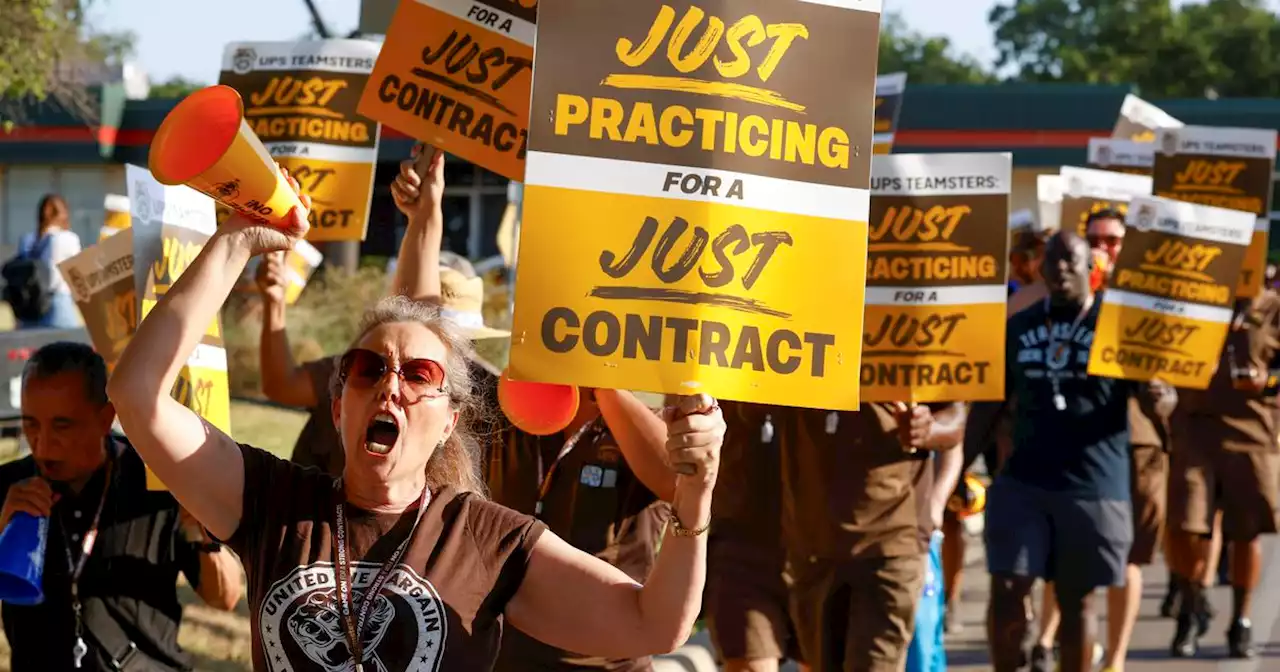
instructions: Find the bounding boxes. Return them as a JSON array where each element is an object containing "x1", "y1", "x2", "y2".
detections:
[{"x1": 331, "y1": 295, "x2": 490, "y2": 496}]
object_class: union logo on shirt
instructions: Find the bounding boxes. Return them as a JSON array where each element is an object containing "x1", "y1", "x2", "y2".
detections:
[{"x1": 259, "y1": 561, "x2": 447, "y2": 672}]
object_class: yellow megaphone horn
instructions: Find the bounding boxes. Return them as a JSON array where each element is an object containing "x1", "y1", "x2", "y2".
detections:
[{"x1": 148, "y1": 85, "x2": 304, "y2": 227}]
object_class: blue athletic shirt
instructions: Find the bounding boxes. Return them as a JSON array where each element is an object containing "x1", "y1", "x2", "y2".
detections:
[{"x1": 1002, "y1": 295, "x2": 1133, "y2": 500}]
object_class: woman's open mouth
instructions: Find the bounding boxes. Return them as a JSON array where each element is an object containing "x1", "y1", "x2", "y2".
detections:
[{"x1": 365, "y1": 412, "x2": 401, "y2": 455}]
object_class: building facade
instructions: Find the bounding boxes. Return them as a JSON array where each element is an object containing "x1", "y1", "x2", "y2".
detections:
[{"x1": 3, "y1": 82, "x2": 1280, "y2": 261}]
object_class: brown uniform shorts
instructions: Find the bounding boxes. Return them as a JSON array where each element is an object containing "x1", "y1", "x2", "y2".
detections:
[
  {"x1": 788, "y1": 554, "x2": 925, "y2": 672},
  {"x1": 1129, "y1": 445, "x2": 1167, "y2": 566},
  {"x1": 705, "y1": 537, "x2": 801, "y2": 662},
  {"x1": 1168, "y1": 447, "x2": 1280, "y2": 542}
]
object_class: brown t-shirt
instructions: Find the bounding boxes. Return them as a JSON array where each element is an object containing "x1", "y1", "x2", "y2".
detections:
[
  {"x1": 227, "y1": 444, "x2": 546, "y2": 671},
  {"x1": 482, "y1": 381, "x2": 663, "y2": 671},
  {"x1": 1176, "y1": 292, "x2": 1280, "y2": 454},
  {"x1": 778, "y1": 404, "x2": 932, "y2": 560},
  {"x1": 710, "y1": 401, "x2": 784, "y2": 549},
  {"x1": 288, "y1": 356, "x2": 345, "y2": 476}
]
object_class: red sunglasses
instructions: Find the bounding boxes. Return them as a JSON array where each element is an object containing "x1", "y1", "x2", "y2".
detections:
[{"x1": 339, "y1": 348, "x2": 449, "y2": 401}]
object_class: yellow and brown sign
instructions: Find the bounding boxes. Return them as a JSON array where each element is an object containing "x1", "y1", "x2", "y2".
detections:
[
  {"x1": 358, "y1": 0, "x2": 535, "y2": 181},
  {"x1": 220, "y1": 40, "x2": 382, "y2": 241},
  {"x1": 873, "y1": 72, "x2": 907, "y2": 155},
  {"x1": 1153, "y1": 125, "x2": 1277, "y2": 297},
  {"x1": 127, "y1": 165, "x2": 231, "y2": 489},
  {"x1": 1089, "y1": 195, "x2": 1255, "y2": 388},
  {"x1": 510, "y1": 0, "x2": 882, "y2": 410},
  {"x1": 1113, "y1": 94, "x2": 1183, "y2": 142},
  {"x1": 58, "y1": 229, "x2": 136, "y2": 369},
  {"x1": 864, "y1": 152, "x2": 1011, "y2": 403},
  {"x1": 1059, "y1": 165, "x2": 1153, "y2": 237},
  {"x1": 1087, "y1": 138, "x2": 1154, "y2": 176}
]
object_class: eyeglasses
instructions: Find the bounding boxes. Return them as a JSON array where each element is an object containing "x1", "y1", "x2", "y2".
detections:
[
  {"x1": 338, "y1": 348, "x2": 448, "y2": 401},
  {"x1": 1088, "y1": 234, "x2": 1123, "y2": 248}
]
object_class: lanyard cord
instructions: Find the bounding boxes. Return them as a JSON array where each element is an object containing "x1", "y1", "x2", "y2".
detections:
[{"x1": 534, "y1": 416, "x2": 601, "y2": 515}]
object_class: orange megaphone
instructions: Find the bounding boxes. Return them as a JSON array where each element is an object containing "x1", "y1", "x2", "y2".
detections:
[
  {"x1": 148, "y1": 85, "x2": 303, "y2": 228},
  {"x1": 497, "y1": 369, "x2": 580, "y2": 436}
]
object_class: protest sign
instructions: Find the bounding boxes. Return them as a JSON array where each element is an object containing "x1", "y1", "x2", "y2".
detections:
[
  {"x1": 874, "y1": 72, "x2": 907, "y2": 155},
  {"x1": 862, "y1": 153, "x2": 1011, "y2": 403},
  {"x1": 58, "y1": 230, "x2": 136, "y2": 369},
  {"x1": 1113, "y1": 94, "x2": 1183, "y2": 142},
  {"x1": 100, "y1": 194, "x2": 131, "y2": 241},
  {"x1": 1153, "y1": 125, "x2": 1278, "y2": 297},
  {"x1": 1089, "y1": 196, "x2": 1255, "y2": 389},
  {"x1": 1038, "y1": 174, "x2": 1063, "y2": 233},
  {"x1": 1059, "y1": 166, "x2": 1153, "y2": 237},
  {"x1": 510, "y1": 0, "x2": 881, "y2": 410},
  {"x1": 358, "y1": 0, "x2": 535, "y2": 181},
  {"x1": 220, "y1": 40, "x2": 382, "y2": 241},
  {"x1": 128, "y1": 165, "x2": 231, "y2": 489},
  {"x1": 1087, "y1": 138, "x2": 1154, "y2": 176}
]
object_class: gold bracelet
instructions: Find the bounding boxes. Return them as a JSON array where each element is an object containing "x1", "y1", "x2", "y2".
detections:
[{"x1": 667, "y1": 505, "x2": 710, "y2": 537}]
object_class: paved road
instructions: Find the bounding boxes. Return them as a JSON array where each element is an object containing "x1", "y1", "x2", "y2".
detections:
[
  {"x1": 660, "y1": 525, "x2": 1280, "y2": 672},
  {"x1": 943, "y1": 528, "x2": 1280, "y2": 671}
]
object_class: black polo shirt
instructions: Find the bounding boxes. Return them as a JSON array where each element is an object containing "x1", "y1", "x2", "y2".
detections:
[{"x1": 0, "y1": 437, "x2": 203, "y2": 671}]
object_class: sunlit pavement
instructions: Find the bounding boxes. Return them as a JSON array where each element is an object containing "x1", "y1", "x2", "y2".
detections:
[{"x1": 656, "y1": 518, "x2": 1280, "y2": 671}]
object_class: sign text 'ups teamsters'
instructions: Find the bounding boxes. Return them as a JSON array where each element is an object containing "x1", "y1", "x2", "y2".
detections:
[
  {"x1": 511, "y1": 0, "x2": 882, "y2": 411},
  {"x1": 1153, "y1": 125, "x2": 1278, "y2": 298},
  {"x1": 359, "y1": 0, "x2": 536, "y2": 181},
  {"x1": 1089, "y1": 195, "x2": 1255, "y2": 389},
  {"x1": 864, "y1": 152, "x2": 1012, "y2": 403},
  {"x1": 220, "y1": 40, "x2": 383, "y2": 241}
]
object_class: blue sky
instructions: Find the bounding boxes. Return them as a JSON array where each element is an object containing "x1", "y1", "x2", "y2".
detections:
[{"x1": 92, "y1": 0, "x2": 1278, "y2": 85}]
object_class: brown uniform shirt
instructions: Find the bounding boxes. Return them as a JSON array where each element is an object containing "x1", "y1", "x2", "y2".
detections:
[
  {"x1": 1176, "y1": 292, "x2": 1280, "y2": 454},
  {"x1": 226, "y1": 444, "x2": 545, "y2": 671},
  {"x1": 712, "y1": 401, "x2": 784, "y2": 548},
  {"x1": 288, "y1": 356, "x2": 345, "y2": 476},
  {"x1": 1128, "y1": 396, "x2": 1163, "y2": 450},
  {"x1": 483, "y1": 377, "x2": 663, "y2": 671},
  {"x1": 779, "y1": 404, "x2": 933, "y2": 561}
]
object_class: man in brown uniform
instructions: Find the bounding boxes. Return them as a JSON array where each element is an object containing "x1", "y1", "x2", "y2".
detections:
[
  {"x1": 779, "y1": 403, "x2": 966, "y2": 672},
  {"x1": 704, "y1": 403, "x2": 804, "y2": 672},
  {"x1": 484, "y1": 386, "x2": 673, "y2": 672},
  {"x1": 1167, "y1": 288, "x2": 1280, "y2": 659}
]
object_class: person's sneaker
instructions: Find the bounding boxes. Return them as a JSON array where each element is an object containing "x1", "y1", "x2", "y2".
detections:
[
  {"x1": 1171, "y1": 612, "x2": 1200, "y2": 657},
  {"x1": 1029, "y1": 644, "x2": 1054, "y2": 672},
  {"x1": 1227, "y1": 619, "x2": 1257, "y2": 659}
]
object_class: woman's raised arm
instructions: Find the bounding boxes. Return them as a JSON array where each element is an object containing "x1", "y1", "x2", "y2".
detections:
[
  {"x1": 504, "y1": 394, "x2": 723, "y2": 657},
  {"x1": 108, "y1": 171, "x2": 310, "y2": 541}
]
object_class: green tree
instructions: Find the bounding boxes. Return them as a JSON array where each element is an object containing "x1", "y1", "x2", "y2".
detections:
[
  {"x1": 0, "y1": 0, "x2": 135, "y2": 124},
  {"x1": 148, "y1": 76, "x2": 205, "y2": 99},
  {"x1": 878, "y1": 13, "x2": 995, "y2": 84},
  {"x1": 988, "y1": 0, "x2": 1280, "y2": 97}
]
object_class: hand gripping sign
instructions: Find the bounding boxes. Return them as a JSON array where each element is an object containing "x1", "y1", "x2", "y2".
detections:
[
  {"x1": 127, "y1": 165, "x2": 232, "y2": 491},
  {"x1": 359, "y1": 0, "x2": 537, "y2": 181},
  {"x1": 863, "y1": 153, "x2": 1012, "y2": 403},
  {"x1": 1088, "y1": 195, "x2": 1256, "y2": 389},
  {"x1": 1152, "y1": 125, "x2": 1278, "y2": 298},
  {"x1": 510, "y1": 0, "x2": 883, "y2": 411}
]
